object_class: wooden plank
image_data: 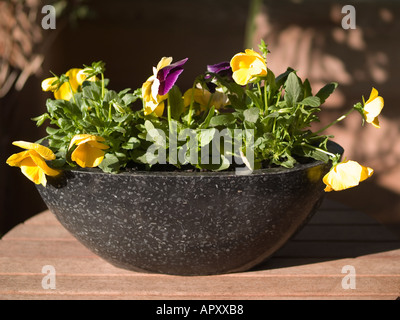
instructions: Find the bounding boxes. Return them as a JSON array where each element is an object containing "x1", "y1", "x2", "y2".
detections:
[
  {"x1": 0, "y1": 292, "x2": 397, "y2": 300},
  {"x1": 1, "y1": 255, "x2": 400, "y2": 276},
  {"x1": 1, "y1": 223, "x2": 74, "y2": 240},
  {"x1": 22, "y1": 210, "x2": 59, "y2": 225},
  {"x1": 1, "y1": 204, "x2": 399, "y2": 300},
  {"x1": 0, "y1": 274, "x2": 398, "y2": 298},
  {"x1": 0, "y1": 239, "x2": 95, "y2": 258}
]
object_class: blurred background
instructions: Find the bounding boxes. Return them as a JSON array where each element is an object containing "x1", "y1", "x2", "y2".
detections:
[{"x1": 1, "y1": 0, "x2": 399, "y2": 237}]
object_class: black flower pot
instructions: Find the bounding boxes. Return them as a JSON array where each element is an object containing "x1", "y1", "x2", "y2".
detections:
[{"x1": 36, "y1": 142, "x2": 343, "y2": 275}]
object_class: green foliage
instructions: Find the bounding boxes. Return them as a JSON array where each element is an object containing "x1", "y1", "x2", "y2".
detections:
[{"x1": 35, "y1": 47, "x2": 343, "y2": 174}]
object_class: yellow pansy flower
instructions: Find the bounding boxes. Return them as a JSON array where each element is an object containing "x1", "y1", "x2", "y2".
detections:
[
  {"x1": 230, "y1": 49, "x2": 267, "y2": 86},
  {"x1": 183, "y1": 88, "x2": 229, "y2": 112},
  {"x1": 363, "y1": 87, "x2": 384, "y2": 128},
  {"x1": 69, "y1": 134, "x2": 109, "y2": 168},
  {"x1": 41, "y1": 68, "x2": 96, "y2": 101},
  {"x1": 41, "y1": 77, "x2": 58, "y2": 92},
  {"x1": 323, "y1": 160, "x2": 374, "y2": 192},
  {"x1": 6, "y1": 141, "x2": 60, "y2": 186}
]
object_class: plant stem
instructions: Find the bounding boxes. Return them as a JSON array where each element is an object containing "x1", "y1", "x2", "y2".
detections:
[
  {"x1": 167, "y1": 101, "x2": 172, "y2": 129},
  {"x1": 68, "y1": 82, "x2": 76, "y2": 104},
  {"x1": 101, "y1": 72, "x2": 105, "y2": 100},
  {"x1": 314, "y1": 108, "x2": 355, "y2": 135},
  {"x1": 187, "y1": 81, "x2": 197, "y2": 126},
  {"x1": 264, "y1": 83, "x2": 268, "y2": 115},
  {"x1": 108, "y1": 102, "x2": 112, "y2": 122},
  {"x1": 301, "y1": 142, "x2": 337, "y2": 158}
]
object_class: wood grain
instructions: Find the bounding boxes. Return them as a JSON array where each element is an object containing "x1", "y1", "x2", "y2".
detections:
[{"x1": 1, "y1": 199, "x2": 399, "y2": 300}]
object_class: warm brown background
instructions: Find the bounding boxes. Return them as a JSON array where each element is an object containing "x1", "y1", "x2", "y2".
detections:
[{"x1": 1, "y1": 0, "x2": 399, "y2": 237}]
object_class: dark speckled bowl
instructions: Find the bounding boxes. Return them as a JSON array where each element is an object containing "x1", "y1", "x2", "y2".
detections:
[{"x1": 36, "y1": 143, "x2": 342, "y2": 275}]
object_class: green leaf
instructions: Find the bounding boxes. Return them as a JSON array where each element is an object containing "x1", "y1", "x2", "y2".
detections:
[
  {"x1": 98, "y1": 153, "x2": 120, "y2": 173},
  {"x1": 303, "y1": 79, "x2": 312, "y2": 98},
  {"x1": 121, "y1": 137, "x2": 141, "y2": 150},
  {"x1": 198, "y1": 128, "x2": 216, "y2": 147},
  {"x1": 243, "y1": 107, "x2": 260, "y2": 123},
  {"x1": 104, "y1": 90, "x2": 119, "y2": 103},
  {"x1": 199, "y1": 106, "x2": 215, "y2": 129},
  {"x1": 46, "y1": 127, "x2": 59, "y2": 135},
  {"x1": 209, "y1": 114, "x2": 236, "y2": 127},
  {"x1": 32, "y1": 113, "x2": 50, "y2": 127},
  {"x1": 297, "y1": 145, "x2": 330, "y2": 163},
  {"x1": 299, "y1": 96, "x2": 321, "y2": 107},
  {"x1": 168, "y1": 86, "x2": 184, "y2": 120},
  {"x1": 265, "y1": 69, "x2": 277, "y2": 93},
  {"x1": 276, "y1": 67, "x2": 295, "y2": 88},
  {"x1": 196, "y1": 154, "x2": 231, "y2": 171},
  {"x1": 284, "y1": 72, "x2": 303, "y2": 108},
  {"x1": 245, "y1": 89, "x2": 263, "y2": 110},
  {"x1": 122, "y1": 93, "x2": 138, "y2": 106},
  {"x1": 82, "y1": 81, "x2": 102, "y2": 101},
  {"x1": 316, "y1": 82, "x2": 338, "y2": 104}
]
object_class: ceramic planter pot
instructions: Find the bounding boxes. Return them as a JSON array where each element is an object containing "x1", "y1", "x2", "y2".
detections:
[{"x1": 36, "y1": 142, "x2": 343, "y2": 276}]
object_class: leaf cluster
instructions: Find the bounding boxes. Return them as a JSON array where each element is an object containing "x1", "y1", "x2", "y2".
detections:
[{"x1": 35, "y1": 57, "x2": 340, "y2": 173}]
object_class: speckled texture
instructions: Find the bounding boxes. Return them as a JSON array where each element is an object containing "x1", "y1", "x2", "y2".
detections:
[{"x1": 36, "y1": 158, "x2": 336, "y2": 276}]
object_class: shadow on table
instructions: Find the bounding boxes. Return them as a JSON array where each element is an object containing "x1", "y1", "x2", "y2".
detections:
[{"x1": 253, "y1": 198, "x2": 400, "y2": 271}]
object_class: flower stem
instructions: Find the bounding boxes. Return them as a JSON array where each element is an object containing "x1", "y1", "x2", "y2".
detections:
[
  {"x1": 101, "y1": 72, "x2": 105, "y2": 100},
  {"x1": 187, "y1": 81, "x2": 197, "y2": 126},
  {"x1": 264, "y1": 83, "x2": 268, "y2": 114},
  {"x1": 314, "y1": 108, "x2": 355, "y2": 135},
  {"x1": 301, "y1": 142, "x2": 337, "y2": 158},
  {"x1": 68, "y1": 82, "x2": 76, "y2": 104}
]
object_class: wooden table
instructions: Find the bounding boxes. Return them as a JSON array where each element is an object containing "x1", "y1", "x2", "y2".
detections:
[{"x1": 1, "y1": 199, "x2": 399, "y2": 300}]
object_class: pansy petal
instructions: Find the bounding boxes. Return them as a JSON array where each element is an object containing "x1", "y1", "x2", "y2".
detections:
[
  {"x1": 20, "y1": 157, "x2": 47, "y2": 186},
  {"x1": 156, "y1": 57, "x2": 173, "y2": 71},
  {"x1": 158, "y1": 67, "x2": 184, "y2": 96},
  {"x1": 12, "y1": 141, "x2": 56, "y2": 160},
  {"x1": 323, "y1": 160, "x2": 373, "y2": 192},
  {"x1": 207, "y1": 61, "x2": 231, "y2": 74},
  {"x1": 69, "y1": 134, "x2": 106, "y2": 149},
  {"x1": 87, "y1": 140, "x2": 110, "y2": 150},
  {"x1": 230, "y1": 52, "x2": 248, "y2": 71},
  {"x1": 153, "y1": 101, "x2": 165, "y2": 117},
  {"x1": 157, "y1": 58, "x2": 188, "y2": 82},
  {"x1": 364, "y1": 96, "x2": 384, "y2": 118},
  {"x1": 54, "y1": 82, "x2": 73, "y2": 101},
  {"x1": 66, "y1": 68, "x2": 83, "y2": 92},
  {"x1": 245, "y1": 49, "x2": 265, "y2": 61},
  {"x1": 6, "y1": 151, "x2": 31, "y2": 167},
  {"x1": 365, "y1": 87, "x2": 379, "y2": 104},
  {"x1": 29, "y1": 150, "x2": 60, "y2": 176},
  {"x1": 151, "y1": 77, "x2": 161, "y2": 101},
  {"x1": 41, "y1": 77, "x2": 58, "y2": 92},
  {"x1": 232, "y1": 68, "x2": 252, "y2": 86},
  {"x1": 71, "y1": 143, "x2": 106, "y2": 168}
]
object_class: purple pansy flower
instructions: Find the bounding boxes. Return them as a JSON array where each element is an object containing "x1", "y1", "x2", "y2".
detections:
[
  {"x1": 206, "y1": 61, "x2": 232, "y2": 78},
  {"x1": 204, "y1": 61, "x2": 233, "y2": 93},
  {"x1": 157, "y1": 58, "x2": 188, "y2": 96}
]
